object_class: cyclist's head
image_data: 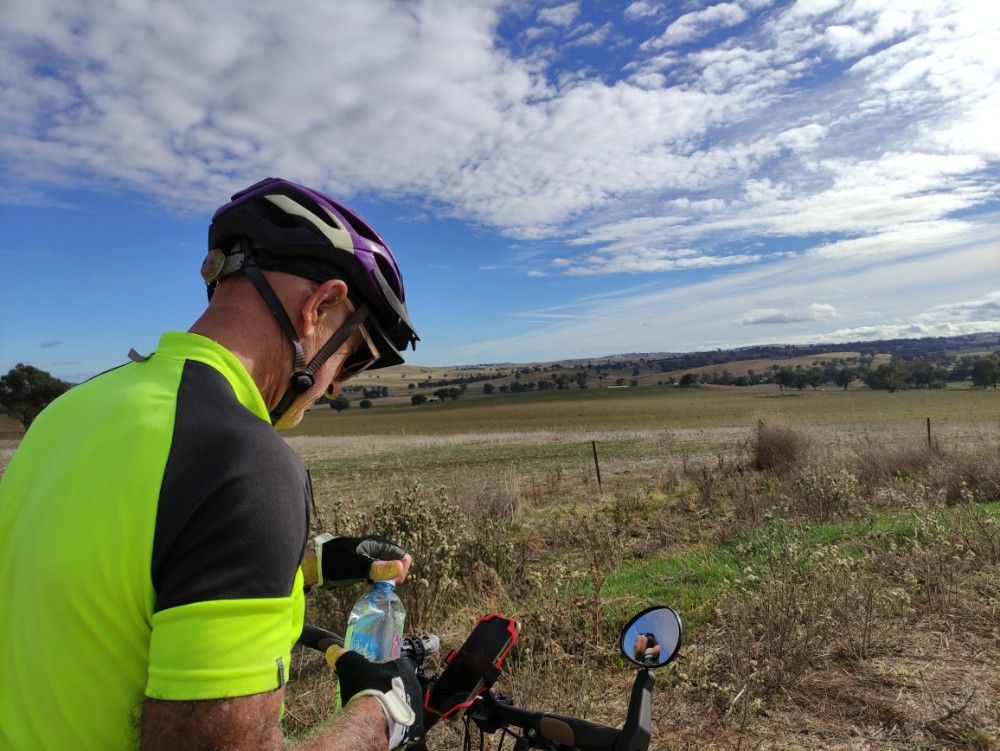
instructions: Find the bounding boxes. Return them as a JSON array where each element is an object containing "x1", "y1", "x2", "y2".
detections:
[{"x1": 201, "y1": 178, "x2": 419, "y2": 425}]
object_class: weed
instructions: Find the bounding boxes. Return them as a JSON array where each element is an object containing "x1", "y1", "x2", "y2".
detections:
[
  {"x1": 793, "y1": 467, "x2": 860, "y2": 521},
  {"x1": 748, "y1": 416, "x2": 813, "y2": 475}
]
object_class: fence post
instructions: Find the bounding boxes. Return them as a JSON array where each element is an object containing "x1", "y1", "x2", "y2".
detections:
[
  {"x1": 591, "y1": 440, "x2": 603, "y2": 492},
  {"x1": 926, "y1": 417, "x2": 932, "y2": 451}
]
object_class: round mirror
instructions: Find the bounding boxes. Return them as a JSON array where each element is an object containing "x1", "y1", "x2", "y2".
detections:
[{"x1": 619, "y1": 606, "x2": 682, "y2": 668}]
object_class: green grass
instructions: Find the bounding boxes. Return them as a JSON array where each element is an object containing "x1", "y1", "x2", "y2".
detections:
[
  {"x1": 602, "y1": 502, "x2": 1000, "y2": 636},
  {"x1": 603, "y1": 546, "x2": 743, "y2": 632}
]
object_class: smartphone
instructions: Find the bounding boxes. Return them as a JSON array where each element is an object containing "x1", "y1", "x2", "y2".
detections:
[{"x1": 424, "y1": 614, "x2": 518, "y2": 719}]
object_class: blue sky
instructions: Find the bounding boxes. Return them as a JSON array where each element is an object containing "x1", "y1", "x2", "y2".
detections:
[{"x1": 1, "y1": 0, "x2": 998, "y2": 381}]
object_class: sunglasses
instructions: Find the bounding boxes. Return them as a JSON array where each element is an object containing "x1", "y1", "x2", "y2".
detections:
[{"x1": 338, "y1": 300, "x2": 380, "y2": 382}]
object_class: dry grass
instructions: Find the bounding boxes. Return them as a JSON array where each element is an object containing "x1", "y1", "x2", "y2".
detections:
[
  {"x1": 852, "y1": 433, "x2": 939, "y2": 486},
  {"x1": 748, "y1": 415, "x2": 814, "y2": 475},
  {"x1": 938, "y1": 442, "x2": 1000, "y2": 506}
]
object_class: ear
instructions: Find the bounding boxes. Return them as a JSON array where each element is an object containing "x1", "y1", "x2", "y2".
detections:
[{"x1": 301, "y1": 279, "x2": 349, "y2": 338}]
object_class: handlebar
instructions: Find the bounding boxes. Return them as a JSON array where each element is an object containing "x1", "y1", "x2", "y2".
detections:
[
  {"x1": 469, "y1": 670, "x2": 655, "y2": 751},
  {"x1": 298, "y1": 623, "x2": 657, "y2": 750},
  {"x1": 473, "y1": 694, "x2": 620, "y2": 750},
  {"x1": 297, "y1": 624, "x2": 440, "y2": 666}
]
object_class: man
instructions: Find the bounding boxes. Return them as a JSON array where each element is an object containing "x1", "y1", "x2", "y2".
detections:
[
  {"x1": 632, "y1": 633, "x2": 660, "y2": 666},
  {"x1": 0, "y1": 178, "x2": 424, "y2": 749}
]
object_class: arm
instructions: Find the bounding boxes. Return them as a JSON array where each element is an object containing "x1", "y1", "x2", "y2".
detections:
[{"x1": 141, "y1": 690, "x2": 388, "y2": 751}]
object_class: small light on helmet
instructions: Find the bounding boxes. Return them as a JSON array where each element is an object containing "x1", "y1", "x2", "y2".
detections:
[{"x1": 200, "y1": 248, "x2": 227, "y2": 284}]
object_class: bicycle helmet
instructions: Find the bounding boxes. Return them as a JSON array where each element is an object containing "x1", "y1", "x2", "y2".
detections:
[{"x1": 202, "y1": 177, "x2": 419, "y2": 423}]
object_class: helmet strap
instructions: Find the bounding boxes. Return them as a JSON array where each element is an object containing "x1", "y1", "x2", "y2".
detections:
[{"x1": 239, "y1": 239, "x2": 371, "y2": 424}]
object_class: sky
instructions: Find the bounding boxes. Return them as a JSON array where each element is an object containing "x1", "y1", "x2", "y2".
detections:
[{"x1": 1, "y1": 0, "x2": 998, "y2": 381}]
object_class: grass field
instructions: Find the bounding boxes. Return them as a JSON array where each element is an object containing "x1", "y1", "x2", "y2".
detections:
[{"x1": 297, "y1": 383, "x2": 999, "y2": 435}]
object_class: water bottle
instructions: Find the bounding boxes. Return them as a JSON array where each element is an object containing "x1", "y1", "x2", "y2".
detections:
[{"x1": 344, "y1": 580, "x2": 405, "y2": 663}]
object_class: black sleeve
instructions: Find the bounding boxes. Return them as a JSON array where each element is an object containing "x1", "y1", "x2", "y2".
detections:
[{"x1": 151, "y1": 360, "x2": 310, "y2": 612}]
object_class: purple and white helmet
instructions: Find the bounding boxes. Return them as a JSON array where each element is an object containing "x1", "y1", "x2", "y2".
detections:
[{"x1": 207, "y1": 177, "x2": 418, "y2": 368}]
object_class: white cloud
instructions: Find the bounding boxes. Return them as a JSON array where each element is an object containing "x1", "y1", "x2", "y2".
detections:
[
  {"x1": 0, "y1": 185, "x2": 80, "y2": 210},
  {"x1": 774, "y1": 123, "x2": 828, "y2": 152},
  {"x1": 1, "y1": 0, "x2": 997, "y2": 329},
  {"x1": 739, "y1": 302, "x2": 839, "y2": 325},
  {"x1": 526, "y1": 270, "x2": 548, "y2": 277},
  {"x1": 643, "y1": 3, "x2": 749, "y2": 50},
  {"x1": 537, "y1": 2, "x2": 579, "y2": 27},
  {"x1": 566, "y1": 23, "x2": 613, "y2": 48},
  {"x1": 563, "y1": 251, "x2": 761, "y2": 275},
  {"x1": 919, "y1": 291, "x2": 1000, "y2": 322},
  {"x1": 625, "y1": 1, "x2": 660, "y2": 21}
]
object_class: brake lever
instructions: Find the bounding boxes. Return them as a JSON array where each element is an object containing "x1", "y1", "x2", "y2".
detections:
[{"x1": 467, "y1": 691, "x2": 511, "y2": 735}]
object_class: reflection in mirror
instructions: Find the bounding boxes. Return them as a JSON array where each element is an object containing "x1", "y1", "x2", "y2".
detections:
[{"x1": 619, "y1": 606, "x2": 682, "y2": 668}]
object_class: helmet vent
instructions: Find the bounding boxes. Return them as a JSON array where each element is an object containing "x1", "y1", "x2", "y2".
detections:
[
  {"x1": 374, "y1": 252, "x2": 404, "y2": 302},
  {"x1": 335, "y1": 204, "x2": 382, "y2": 245}
]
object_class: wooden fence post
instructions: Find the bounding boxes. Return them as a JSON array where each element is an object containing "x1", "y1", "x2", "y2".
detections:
[{"x1": 591, "y1": 440, "x2": 603, "y2": 492}]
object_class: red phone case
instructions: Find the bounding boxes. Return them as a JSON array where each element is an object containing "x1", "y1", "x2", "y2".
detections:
[{"x1": 424, "y1": 613, "x2": 518, "y2": 719}]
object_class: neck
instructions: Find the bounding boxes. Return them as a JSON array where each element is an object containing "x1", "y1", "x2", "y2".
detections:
[{"x1": 189, "y1": 303, "x2": 292, "y2": 410}]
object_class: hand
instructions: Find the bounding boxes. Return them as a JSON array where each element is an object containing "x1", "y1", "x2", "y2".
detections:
[
  {"x1": 327, "y1": 646, "x2": 424, "y2": 750},
  {"x1": 314, "y1": 534, "x2": 413, "y2": 588}
]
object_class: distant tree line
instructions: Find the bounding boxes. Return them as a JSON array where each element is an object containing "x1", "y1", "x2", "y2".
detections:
[
  {"x1": 467, "y1": 351, "x2": 1000, "y2": 398},
  {"x1": 677, "y1": 352, "x2": 999, "y2": 392}
]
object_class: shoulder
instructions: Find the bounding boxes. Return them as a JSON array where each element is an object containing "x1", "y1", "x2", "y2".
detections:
[{"x1": 152, "y1": 359, "x2": 310, "y2": 610}]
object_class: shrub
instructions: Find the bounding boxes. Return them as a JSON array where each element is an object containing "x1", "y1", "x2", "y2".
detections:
[
  {"x1": 355, "y1": 484, "x2": 471, "y2": 630},
  {"x1": 748, "y1": 416, "x2": 813, "y2": 475},
  {"x1": 937, "y1": 442, "x2": 1000, "y2": 505},
  {"x1": 452, "y1": 477, "x2": 521, "y2": 583},
  {"x1": 793, "y1": 468, "x2": 859, "y2": 521}
]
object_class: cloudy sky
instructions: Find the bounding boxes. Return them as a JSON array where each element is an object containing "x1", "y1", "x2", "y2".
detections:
[{"x1": 1, "y1": 0, "x2": 997, "y2": 379}]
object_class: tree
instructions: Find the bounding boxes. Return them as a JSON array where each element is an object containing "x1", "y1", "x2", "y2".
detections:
[
  {"x1": 774, "y1": 367, "x2": 795, "y2": 391},
  {"x1": 329, "y1": 395, "x2": 350, "y2": 411},
  {"x1": 971, "y1": 355, "x2": 999, "y2": 388},
  {"x1": 411, "y1": 394, "x2": 427, "y2": 406},
  {"x1": 834, "y1": 367, "x2": 855, "y2": 390},
  {"x1": 791, "y1": 370, "x2": 809, "y2": 391},
  {"x1": 864, "y1": 361, "x2": 907, "y2": 393},
  {"x1": 805, "y1": 366, "x2": 824, "y2": 390},
  {"x1": 678, "y1": 373, "x2": 697, "y2": 387},
  {"x1": 359, "y1": 399, "x2": 373, "y2": 409},
  {"x1": 0, "y1": 364, "x2": 71, "y2": 429},
  {"x1": 482, "y1": 383, "x2": 494, "y2": 395}
]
